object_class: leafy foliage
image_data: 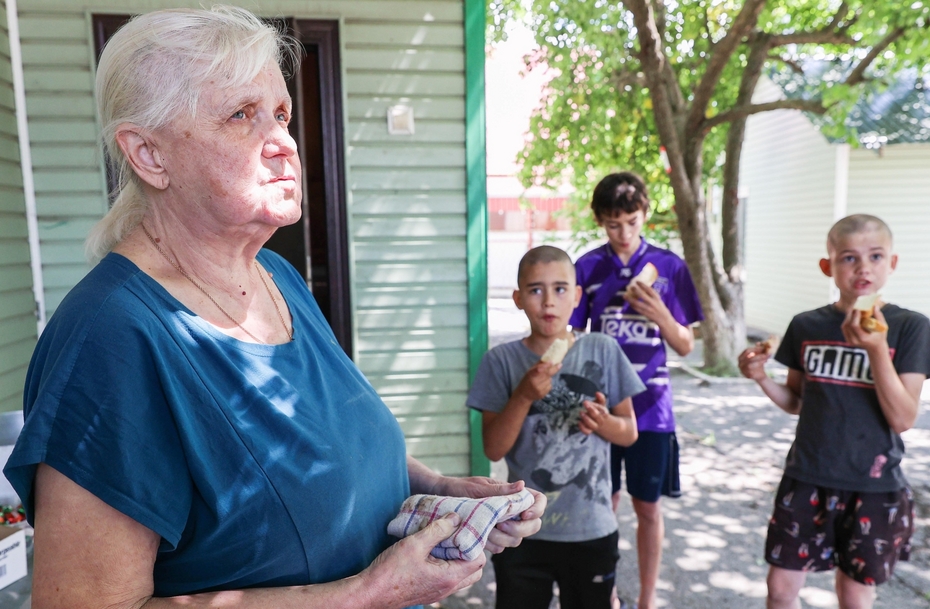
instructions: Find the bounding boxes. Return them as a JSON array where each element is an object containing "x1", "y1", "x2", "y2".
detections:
[{"x1": 490, "y1": 0, "x2": 930, "y2": 249}]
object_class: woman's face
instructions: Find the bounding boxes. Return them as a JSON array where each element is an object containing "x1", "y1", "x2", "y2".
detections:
[{"x1": 157, "y1": 62, "x2": 302, "y2": 234}]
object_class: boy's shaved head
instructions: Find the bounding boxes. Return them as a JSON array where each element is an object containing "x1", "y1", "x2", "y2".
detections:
[
  {"x1": 517, "y1": 245, "x2": 574, "y2": 286},
  {"x1": 827, "y1": 214, "x2": 893, "y2": 252}
]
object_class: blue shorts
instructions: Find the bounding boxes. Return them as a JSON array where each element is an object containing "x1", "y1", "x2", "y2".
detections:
[{"x1": 611, "y1": 431, "x2": 681, "y2": 502}]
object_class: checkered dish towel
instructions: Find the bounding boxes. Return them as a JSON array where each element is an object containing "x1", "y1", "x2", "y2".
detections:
[{"x1": 387, "y1": 489, "x2": 535, "y2": 561}]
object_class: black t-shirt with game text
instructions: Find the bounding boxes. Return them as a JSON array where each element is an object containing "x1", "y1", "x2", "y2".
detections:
[{"x1": 775, "y1": 303, "x2": 930, "y2": 493}]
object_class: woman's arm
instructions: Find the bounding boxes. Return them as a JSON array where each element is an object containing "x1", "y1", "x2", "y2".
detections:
[{"x1": 32, "y1": 464, "x2": 483, "y2": 609}]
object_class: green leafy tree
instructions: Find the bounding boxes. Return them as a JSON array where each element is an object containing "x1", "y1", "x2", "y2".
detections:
[{"x1": 491, "y1": 0, "x2": 930, "y2": 374}]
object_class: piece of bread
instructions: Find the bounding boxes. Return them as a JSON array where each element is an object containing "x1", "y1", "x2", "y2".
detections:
[
  {"x1": 760, "y1": 335, "x2": 779, "y2": 355},
  {"x1": 540, "y1": 338, "x2": 570, "y2": 364},
  {"x1": 631, "y1": 262, "x2": 658, "y2": 287},
  {"x1": 853, "y1": 294, "x2": 888, "y2": 333}
]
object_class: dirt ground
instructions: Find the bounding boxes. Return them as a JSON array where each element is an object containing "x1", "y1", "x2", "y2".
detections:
[{"x1": 434, "y1": 300, "x2": 930, "y2": 608}]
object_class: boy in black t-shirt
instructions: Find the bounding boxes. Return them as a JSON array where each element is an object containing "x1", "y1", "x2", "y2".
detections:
[{"x1": 739, "y1": 214, "x2": 930, "y2": 609}]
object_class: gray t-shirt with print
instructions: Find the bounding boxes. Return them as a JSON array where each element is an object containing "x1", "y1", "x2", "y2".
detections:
[{"x1": 467, "y1": 333, "x2": 645, "y2": 542}]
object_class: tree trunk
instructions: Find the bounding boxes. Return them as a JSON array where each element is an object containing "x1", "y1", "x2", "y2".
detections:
[
  {"x1": 703, "y1": 36, "x2": 770, "y2": 373},
  {"x1": 662, "y1": 124, "x2": 742, "y2": 375},
  {"x1": 627, "y1": 0, "x2": 746, "y2": 375}
]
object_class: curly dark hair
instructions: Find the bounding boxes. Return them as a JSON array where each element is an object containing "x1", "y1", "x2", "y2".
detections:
[{"x1": 591, "y1": 172, "x2": 650, "y2": 220}]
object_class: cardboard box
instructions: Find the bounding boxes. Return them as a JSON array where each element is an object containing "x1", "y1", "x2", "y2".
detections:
[{"x1": 0, "y1": 525, "x2": 26, "y2": 590}]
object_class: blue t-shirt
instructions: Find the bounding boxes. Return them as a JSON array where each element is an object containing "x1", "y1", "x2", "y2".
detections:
[{"x1": 5, "y1": 250, "x2": 410, "y2": 597}]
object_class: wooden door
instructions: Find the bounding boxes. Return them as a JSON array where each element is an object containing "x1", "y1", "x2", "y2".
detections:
[{"x1": 92, "y1": 15, "x2": 352, "y2": 355}]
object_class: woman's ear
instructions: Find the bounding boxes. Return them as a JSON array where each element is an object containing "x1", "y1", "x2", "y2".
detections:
[{"x1": 114, "y1": 124, "x2": 169, "y2": 190}]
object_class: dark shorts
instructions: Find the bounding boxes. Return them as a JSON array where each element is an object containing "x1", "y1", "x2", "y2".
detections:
[
  {"x1": 765, "y1": 475, "x2": 915, "y2": 585},
  {"x1": 491, "y1": 531, "x2": 620, "y2": 609},
  {"x1": 610, "y1": 431, "x2": 681, "y2": 502}
]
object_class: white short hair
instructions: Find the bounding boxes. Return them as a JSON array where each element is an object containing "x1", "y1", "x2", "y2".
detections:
[{"x1": 85, "y1": 5, "x2": 301, "y2": 262}]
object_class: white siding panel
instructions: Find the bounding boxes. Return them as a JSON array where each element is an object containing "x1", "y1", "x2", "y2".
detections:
[
  {"x1": 355, "y1": 284, "x2": 466, "y2": 307},
  {"x1": 354, "y1": 238, "x2": 465, "y2": 261},
  {"x1": 741, "y1": 78, "x2": 836, "y2": 334},
  {"x1": 0, "y1": 0, "x2": 38, "y2": 412},
  {"x1": 15, "y1": 0, "x2": 472, "y2": 473},
  {"x1": 25, "y1": 52, "x2": 103, "y2": 293},
  {"x1": 357, "y1": 327, "x2": 468, "y2": 351},
  {"x1": 847, "y1": 144, "x2": 930, "y2": 318},
  {"x1": 345, "y1": 48, "x2": 464, "y2": 72},
  {"x1": 347, "y1": 119, "x2": 464, "y2": 143},
  {"x1": 343, "y1": 22, "x2": 462, "y2": 47},
  {"x1": 351, "y1": 192, "x2": 465, "y2": 214},
  {"x1": 347, "y1": 95, "x2": 464, "y2": 121},
  {"x1": 22, "y1": 1, "x2": 464, "y2": 22}
]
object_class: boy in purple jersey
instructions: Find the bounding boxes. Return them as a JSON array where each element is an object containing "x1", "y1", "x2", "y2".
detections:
[
  {"x1": 569, "y1": 172, "x2": 703, "y2": 609},
  {"x1": 739, "y1": 215, "x2": 929, "y2": 609}
]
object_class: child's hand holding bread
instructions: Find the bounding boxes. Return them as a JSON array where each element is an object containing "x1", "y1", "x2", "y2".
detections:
[
  {"x1": 842, "y1": 294, "x2": 889, "y2": 348},
  {"x1": 738, "y1": 336, "x2": 778, "y2": 382}
]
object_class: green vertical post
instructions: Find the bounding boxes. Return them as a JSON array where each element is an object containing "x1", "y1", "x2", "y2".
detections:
[{"x1": 464, "y1": 0, "x2": 490, "y2": 477}]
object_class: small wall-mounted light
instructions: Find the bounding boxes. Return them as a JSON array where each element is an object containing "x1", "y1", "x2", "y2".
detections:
[{"x1": 387, "y1": 105, "x2": 415, "y2": 135}]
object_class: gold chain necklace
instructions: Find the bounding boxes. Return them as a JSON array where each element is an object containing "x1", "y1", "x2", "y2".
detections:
[{"x1": 141, "y1": 224, "x2": 293, "y2": 344}]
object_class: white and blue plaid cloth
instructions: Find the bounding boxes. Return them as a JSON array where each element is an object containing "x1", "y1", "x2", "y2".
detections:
[{"x1": 387, "y1": 489, "x2": 535, "y2": 561}]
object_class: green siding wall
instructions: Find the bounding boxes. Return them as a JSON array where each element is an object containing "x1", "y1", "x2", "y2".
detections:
[
  {"x1": 0, "y1": 0, "x2": 37, "y2": 413},
  {"x1": 17, "y1": 0, "x2": 475, "y2": 474}
]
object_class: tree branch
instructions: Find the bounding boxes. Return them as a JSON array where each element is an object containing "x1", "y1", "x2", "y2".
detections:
[
  {"x1": 608, "y1": 68, "x2": 647, "y2": 91},
  {"x1": 653, "y1": 1, "x2": 687, "y2": 115},
  {"x1": 826, "y1": 1, "x2": 851, "y2": 31},
  {"x1": 701, "y1": 6, "x2": 715, "y2": 51},
  {"x1": 845, "y1": 26, "x2": 907, "y2": 86},
  {"x1": 685, "y1": 0, "x2": 767, "y2": 135},
  {"x1": 769, "y1": 31, "x2": 858, "y2": 46},
  {"x1": 768, "y1": 53, "x2": 804, "y2": 74},
  {"x1": 623, "y1": 0, "x2": 689, "y2": 192},
  {"x1": 767, "y1": 2, "x2": 858, "y2": 47},
  {"x1": 707, "y1": 233, "x2": 732, "y2": 312},
  {"x1": 702, "y1": 99, "x2": 828, "y2": 133},
  {"x1": 720, "y1": 34, "x2": 769, "y2": 278}
]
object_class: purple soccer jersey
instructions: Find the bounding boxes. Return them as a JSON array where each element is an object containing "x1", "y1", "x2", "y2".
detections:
[{"x1": 570, "y1": 241, "x2": 704, "y2": 432}]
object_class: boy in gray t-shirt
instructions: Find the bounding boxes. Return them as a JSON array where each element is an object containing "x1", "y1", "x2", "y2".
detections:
[{"x1": 467, "y1": 246, "x2": 645, "y2": 609}]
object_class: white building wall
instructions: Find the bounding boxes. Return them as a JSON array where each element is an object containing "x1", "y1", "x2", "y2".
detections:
[
  {"x1": 741, "y1": 78, "x2": 837, "y2": 334},
  {"x1": 847, "y1": 144, "x2": 930, "y2": 318}
]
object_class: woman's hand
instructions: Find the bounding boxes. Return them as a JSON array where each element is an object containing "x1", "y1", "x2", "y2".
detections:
[
  {"x1": 433, "y1": 477, "x2": 547, "y2": 553},
  {"x1": 485, "y1": 487, "x2": 546, "y2": 553},
  {"x1": 362, "y1": 514, "x2": 485, "y2": 608}
]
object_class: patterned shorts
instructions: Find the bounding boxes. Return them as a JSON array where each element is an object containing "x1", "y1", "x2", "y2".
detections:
[{"x1": 765, "y1": 475, "x2": 914, "y2": 585}]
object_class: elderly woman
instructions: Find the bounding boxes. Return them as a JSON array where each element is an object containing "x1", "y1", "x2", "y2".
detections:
[{"x1": 4, "y1": 6, "x2": 544, "y2": 608}]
